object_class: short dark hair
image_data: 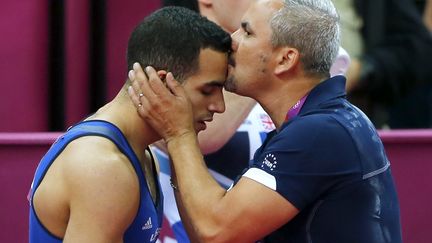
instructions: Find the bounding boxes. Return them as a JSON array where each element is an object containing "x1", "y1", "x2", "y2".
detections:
[
  {"x1": 127, "y1": 6, "x2": 231, "y2": 81},
  {"x1": 162, "y1": 0, "x2": 199, "y2": 13}
]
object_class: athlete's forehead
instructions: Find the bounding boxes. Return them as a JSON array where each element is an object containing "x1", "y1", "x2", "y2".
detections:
[{"x1": 182, "y1": 48, "x2": 227, "y2": 88}]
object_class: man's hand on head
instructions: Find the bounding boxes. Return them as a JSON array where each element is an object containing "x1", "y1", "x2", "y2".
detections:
[{"x1": 127, "y1": 63, "x2": 196, "y2": 142}]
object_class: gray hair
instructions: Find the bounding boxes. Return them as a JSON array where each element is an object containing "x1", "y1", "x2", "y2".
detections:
[{"x1": 270, "y1": 0, "x2": 340, "y2": 77}]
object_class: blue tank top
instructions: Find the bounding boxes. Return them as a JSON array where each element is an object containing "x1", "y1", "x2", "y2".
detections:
[{"x1": 29, "y1": 120, "x2": 164, "y2": 243}]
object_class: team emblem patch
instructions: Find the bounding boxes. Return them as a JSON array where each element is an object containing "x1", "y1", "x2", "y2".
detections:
[{"x1": 261, "y1": 153, "x2": 277, "y2": 171}]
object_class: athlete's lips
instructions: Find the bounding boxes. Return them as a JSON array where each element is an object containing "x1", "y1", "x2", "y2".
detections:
[
  {"x1": 202, "y1": 118, "x2": 213, "y2": 123},
  {"x1": 197, "y1": 117, "x2": 213, "y2": 131},
  {"x1": 197, "y1": 121, "x2": 207, "y2": 131}
]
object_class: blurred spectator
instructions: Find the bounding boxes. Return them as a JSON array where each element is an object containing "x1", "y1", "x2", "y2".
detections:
[{"x1": 334, "y1": 0, "x2": 432, "y2": 128}]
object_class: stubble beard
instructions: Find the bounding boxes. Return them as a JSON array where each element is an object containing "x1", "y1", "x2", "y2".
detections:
[{"x1": 224, "y1": 75, "x2": 237, "y2": 93}]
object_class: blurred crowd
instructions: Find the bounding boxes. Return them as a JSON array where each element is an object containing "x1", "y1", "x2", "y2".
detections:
[{"x1": 335, "y1": 0, "x2": 432, "y2": 129}]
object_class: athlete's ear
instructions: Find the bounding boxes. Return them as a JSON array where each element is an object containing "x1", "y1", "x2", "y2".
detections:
[
  {"x1": 157, "y1": 70, "x2": 167, "y2": 82},
  {"x1": 274, "y1": 47, "x2": 300, "y2": 75}
]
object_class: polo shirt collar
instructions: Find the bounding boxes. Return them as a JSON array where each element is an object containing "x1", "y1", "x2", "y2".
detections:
[
  {"x1": 277, "y1": 75, "x2": 347, "y2": 132},
  {"x1": 299, "y1": 75, "x2": 347, "y2": 116}
]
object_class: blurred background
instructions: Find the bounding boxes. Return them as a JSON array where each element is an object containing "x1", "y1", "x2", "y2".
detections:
[
  {"x1": 0, "y1": 0, "x2": 160, "y2": 132},
  {"x1": 0, "y1": 0, "x2": 431, "y2": 132},
  {"x1": 0, "y1": 0, "x2": 431, "y2": 243}
]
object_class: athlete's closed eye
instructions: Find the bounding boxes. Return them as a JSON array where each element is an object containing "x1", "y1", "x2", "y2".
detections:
[
  {"x1": 201, "y1": 82, "x2": 224, "y2": 96},
  {"x1": 201, "y1": 86, "x2": 219, "y2": 96}
]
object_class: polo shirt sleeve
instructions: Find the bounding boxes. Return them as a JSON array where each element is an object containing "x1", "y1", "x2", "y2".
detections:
[{"x1": 242, "y1": 115, "x2": 361, "y2": 210}]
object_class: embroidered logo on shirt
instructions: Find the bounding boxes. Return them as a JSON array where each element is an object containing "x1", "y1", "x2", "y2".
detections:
[
  {"x1": 142, "y1": 217, "x2": 153, "y2": 230},
  {"x1": 261, "y1": 153, "x2": 277, "y2": 171}
]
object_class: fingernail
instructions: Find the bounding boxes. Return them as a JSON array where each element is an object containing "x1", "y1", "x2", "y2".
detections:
[
  {"x1": 166, "y1": 72, "x2": 173, "y2": 81},
  {"x1": 128, "y1": 70, "x2": 134, "y2": 79},
  {"x1": 145, "y1": 66, "x2": 151, "y2": 72},
  {"x1": 133, "y1": 62, "x2": 140, "y2": 69}
]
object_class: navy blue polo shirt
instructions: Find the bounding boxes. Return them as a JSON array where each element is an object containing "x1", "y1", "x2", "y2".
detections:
[{"x1": 242, "y1": 76, "x2": 402, "y2": 243}]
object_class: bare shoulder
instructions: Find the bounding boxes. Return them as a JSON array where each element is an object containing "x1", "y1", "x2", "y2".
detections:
[
  {"x1": 60, "y1": 135, "x2": 139, "y2": 200},
  {"x1": 58, "y1": 136, "x2": 140, "y2": 234},
  {"x1": 33, "y1": 135, "x2": 141, "y2": 240}
]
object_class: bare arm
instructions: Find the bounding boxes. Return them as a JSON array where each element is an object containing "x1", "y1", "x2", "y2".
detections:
[
  {"x1": 167, "y1": 133, "x2": 298, "y2": 242},
  {"x1": 61, "y1": 137, "x2": 139, "y2": 243},
  {"x1": 129, "y1": 65, "x2": 299, "y2": 242}
]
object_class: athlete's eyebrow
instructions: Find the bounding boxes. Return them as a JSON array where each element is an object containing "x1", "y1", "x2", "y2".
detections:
[{"x1": 206, "y1": 80, "x2": 225, "y2": 87}]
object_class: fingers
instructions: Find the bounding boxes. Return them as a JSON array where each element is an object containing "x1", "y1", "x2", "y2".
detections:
[
  {"x1": 145, "y1": 66, "x2": 173, "y2": 97},
  {"x1": 133, "y1": 63, "x2": 157, "y2": 101},
  {"x1": 128, "y1": 63, "x2": 155, "y2": 117},
  {"x1": 126, "y1": 63, "x2": 196, "y2": 140},
  {"x1": 133, "y1": 62, "x2": 147, "y2": 81},
  {"x1": 165, "y1": 72, "x2": 185, "y2": 97},
  {"x1": 128, "y1": 85, "x2": 151, "y2": 116},
  {"x1": 128, "y1": 63, "x2": 186, "y2": 115},
  {"x1": 127, "y1": 83, "x2": 141, "y2": 108},
  {"x1": 129, "y1": 63, "x2": 146, "y2": 97}
]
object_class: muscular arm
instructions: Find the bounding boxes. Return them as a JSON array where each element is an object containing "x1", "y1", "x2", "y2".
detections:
[
  {"x1": 61, "y1": 137, "x2": 140, "y2": 243},
  {"x1": 168, "y1": 133, "x2": 298, "y2": 242}
]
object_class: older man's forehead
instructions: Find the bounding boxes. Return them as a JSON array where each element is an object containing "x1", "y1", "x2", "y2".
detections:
[
  {"x1": 244, "y1": 0, "x2": 284, "y2": 18},
  {"x1": 241, "y1": 0, "x2": 283, "y2": 28}
]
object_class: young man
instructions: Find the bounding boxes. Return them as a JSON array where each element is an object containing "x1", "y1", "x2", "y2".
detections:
[
  {"x1": 28, "y1": 7, "x2": 231, "y2": 243},
  {"x1": 155, "y1": 1, "x2": 259, "y2": 242},
  {"x1": 129, "y1": 0, "x2": 402, "y2": 242},
  {"x1": 162, "y1": 0, "x2": 258, "y2": 158}
]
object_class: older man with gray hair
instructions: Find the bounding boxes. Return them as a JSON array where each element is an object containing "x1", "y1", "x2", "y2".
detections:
[{"x1": 129, "y1": 0, "x2": 403, "y2": 242}]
